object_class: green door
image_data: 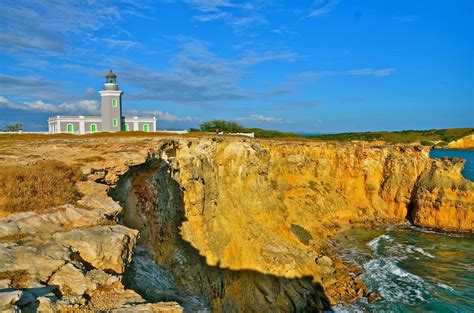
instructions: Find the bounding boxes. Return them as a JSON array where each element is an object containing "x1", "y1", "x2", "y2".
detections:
[
  {"x1": 67, "y1": 124, "x2": 74, "y2": 134},
  {"x1": 90, "y1": 124, "x2": 97, "y2": 133},
  {"x1": 124, "y1": 123, "x2": 129, "y2": 131},
  {"x1": 143, "y1": 124, "x2": 149, "y2": 132}
]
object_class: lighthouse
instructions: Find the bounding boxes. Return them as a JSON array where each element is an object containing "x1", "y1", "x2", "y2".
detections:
[
  {"x1": 99, "y1": 70, "x2": 123, "y2": 132},
  {"x1": 47, "y1": 70, "x2": 156, "y2": 134}
]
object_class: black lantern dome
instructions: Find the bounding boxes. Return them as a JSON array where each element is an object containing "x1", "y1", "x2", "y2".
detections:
[{"x1": 105, "y1": 70, "x2": 117, "y2": 84}]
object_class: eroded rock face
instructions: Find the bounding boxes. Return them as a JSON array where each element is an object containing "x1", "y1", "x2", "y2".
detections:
[
  {"x1": 0, "y1": 135, "x2": 472, "y2": 312},
  {"x1": 109, "y1": 138, "x2": 472, "y2": 311},
  {"x1": 115, "y1": 159, "x2": 332, "y2": 312},
  {"x1": 411, "y1": 158, "x2": 474, "y2": 232},
  {"x1": 447, "y1": 134, "x2": 474, "y2": 149}
]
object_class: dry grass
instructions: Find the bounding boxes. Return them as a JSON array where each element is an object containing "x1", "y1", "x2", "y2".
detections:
[
  {"x1": 0, "y1": 160, "x2": 82, "y2": 214},
  {"x1": 75, "y1": 155, "x2": 106, "y2": 163},
  {"x1": 0, "y1": 270, "x2": 31, "y2": 288}
]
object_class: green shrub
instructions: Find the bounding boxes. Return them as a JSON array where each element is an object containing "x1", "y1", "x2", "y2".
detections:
[
  {"x1": 420, "y1": 140, "x2": 434, "y2": 146},
  {"x1": 290, "y1": 224, "x2": 313, "y2": 245},
  {"x1": 200, "y1": 120, "x2": 244, "y2": 133},
  {"x1": 435, "y1": 141, "x2": 448, "y2": 147},
  {"x1": 3, "y1": 123, "x2": 22, "y2": 132}
]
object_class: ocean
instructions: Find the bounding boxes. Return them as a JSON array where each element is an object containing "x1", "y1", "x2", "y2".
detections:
[{"x1": 333, "y1": 149, "x2": 474, "y2": 312}]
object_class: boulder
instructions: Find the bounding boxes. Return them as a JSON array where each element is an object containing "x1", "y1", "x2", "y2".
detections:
[
  {"x1": 76, "y1": 181, "x2": 122, "y2": 217},
  {"x1": 111, "y1": 301, "x2": 183, "y2": 313},
  {"x1": 53, "y1": 225, "x2": 138, "y2": 274},
  {"x1": 48, "y1": 263, "x2": 97, "y2": 296},
  {"x1": 316, "y1": 256, "x2": 333, "y2": 267},
  {"x1": 0, "y1": 279, "x2": 11, "y2": 289},
  {"x1": 0, "y1": 290, "x2": 22, "y2": 311},
  {"x1": 367, "y1": 291, "x2": 381, "y2": 303},
  {"x1": 0, "y1": 205, "x2": 106, "y2": 239},
  {"x1": 0, "y1": 241, "x2": 69, "y2": 284}
]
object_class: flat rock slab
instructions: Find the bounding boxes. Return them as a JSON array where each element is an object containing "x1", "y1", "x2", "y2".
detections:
[{"x1": 53, "y1": 225, "x2": 138, "y2": 274}]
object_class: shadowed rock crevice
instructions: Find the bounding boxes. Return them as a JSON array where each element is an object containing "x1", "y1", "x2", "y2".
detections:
[{"x1": 111, "y1": 158, "x2": 332, "y2": 312}]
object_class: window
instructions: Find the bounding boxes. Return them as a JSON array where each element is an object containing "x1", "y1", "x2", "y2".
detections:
[
  {"x1": 67, "y1": 123, "x2": 74, "y2": 134},
  {"x1": 112, "y1": 99, "x2": 118, "y2": 107},
  {"x1": 90, "y1": 124, "x2": 97, "y2": 133},
  {"x1": 113, "y1": 119, "x2": 118, "y2": 127},
  {"x1": 143, "y1": 124, "x2": 149, "y2": 132},
  {"x1": 124, "y1": 123, "x2": 129, "y2": 131}
]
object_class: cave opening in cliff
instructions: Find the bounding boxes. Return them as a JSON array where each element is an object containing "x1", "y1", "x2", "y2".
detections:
[{"x1": 110, "y1": 157, "x2": 332, "y2": 312}]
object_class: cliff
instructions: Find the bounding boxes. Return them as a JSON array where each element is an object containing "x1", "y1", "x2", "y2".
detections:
[
  {"x1": 0, "y1": 135, "x2": 472, "y2": 312},
  {"x1": 447, "y1": 134, "x2": 474, "y2": 149}
]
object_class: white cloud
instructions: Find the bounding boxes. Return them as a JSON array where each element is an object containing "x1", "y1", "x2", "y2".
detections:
[
  {"x1": 290, "y1": 67, "x2": 396, "y2": 83},
  {"x1": 57, "y1": 100, "x2": 100, "y2": 114},
  {"x1": 346, "y1": 68, "x2": 396, "y2": 77},
  {"x1": 309, "y1": 0, "x2": 341, "y2": 17},
  {"x1": 236, "y1": 114, "x2": 283, "y2": 123},
  {"x1": 145, "y1": 110, "x2": 195, "y2": 122},
  {"x1": 0, "y1": 96, "x2": 100, "y2": 114},
  {"x1": 195, "y1": 11, "x2": 231, "y2": 22},
  {"x1": 124, "y1": 108, "x2": 195, "y2": 122},
  {"x1": 179, "y1": 0, "x2": 268, "y2": 30},
  {"x1": 0, "y1": 0, "x2": 149, "y2": 54},
  {"x1": 114, "y1": 41, "x2": 297, "y2": 103},
  {"x1": 236, "y1": 52, "x2": 297, "y2": 66}
]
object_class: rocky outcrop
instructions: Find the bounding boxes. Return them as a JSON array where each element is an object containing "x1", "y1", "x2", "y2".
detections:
[
  {"x1": 0, "y1": 135, "x2": 472, "y2": 312},
  {"x1": 447, "y1": 134, "x2": 474, "y2": 149},
  {"x1": 0, "y1": 186, "x2": 181, "y2": 311},
  {"x1": 147, "y1": 139, "x2": 471, "y2": 286},
  {"x1": 410, "y1": 158, "x2": 474, "y2": 232},
  {"x1": 113, "y1": 138, "x2": 472, "y2": 310}
]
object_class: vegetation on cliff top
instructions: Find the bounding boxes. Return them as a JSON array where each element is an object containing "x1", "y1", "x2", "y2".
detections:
[
  {"x1": 309, "y1": 128, "x2": 474, "y2": 145},
  {"x1": 0, "y1": 160, "x2": 82, "y2": 214},
  {"x1": 192, "y1": 120, "x2": 302, "y2": 138}
]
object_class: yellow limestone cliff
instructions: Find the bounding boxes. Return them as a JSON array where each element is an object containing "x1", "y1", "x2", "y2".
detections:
[
  {"x1": 0, "y1": 135, "x2": 472, "y2": 312},
  {"x1": 447, "y1": 134, "x2": 474, "y2": 149},
  {"x1": 116, "y1": 137, "x2": 473, "y2": 310}
]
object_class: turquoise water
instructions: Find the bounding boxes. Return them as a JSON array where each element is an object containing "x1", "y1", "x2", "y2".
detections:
[
  {"x1": 430, "y1": 149, "x2": 474, "y2": 181},
  {"x1": 334, "y1": 226, "x2": 474, "y2": 312},
  {"x1": 333, "y1": 149, "x2": 474, "y2": 312}
]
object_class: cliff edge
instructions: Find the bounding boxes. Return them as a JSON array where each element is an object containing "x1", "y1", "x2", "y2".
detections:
[
  {"x1": 447, "y1": 134, "x2": 474, "y2": 149},
  {"x1": 0, "y1": 135, "x2": 472, "y2": 311}
]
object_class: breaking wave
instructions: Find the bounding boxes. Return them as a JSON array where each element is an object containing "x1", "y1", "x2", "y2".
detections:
[{"x1": 333, "y1": 226, "x2": 474, "y2": 312}]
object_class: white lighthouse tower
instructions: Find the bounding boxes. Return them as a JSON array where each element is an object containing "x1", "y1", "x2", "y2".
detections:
[{"x1": 99, "y1": 70, "x2": 123, "y2": 132}]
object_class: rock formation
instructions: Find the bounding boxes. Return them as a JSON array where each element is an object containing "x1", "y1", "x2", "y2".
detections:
[
  {"x1": 447, "y1": 134, "x2": 474, "y2": 149},
  {"x1": 0, "y1": 135, "x2": 472, "y2": 312}
]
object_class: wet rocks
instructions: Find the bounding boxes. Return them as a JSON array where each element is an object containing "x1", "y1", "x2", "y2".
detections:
[{"x1": 367, "y1": 291, "x2": 381, "y2": 303}]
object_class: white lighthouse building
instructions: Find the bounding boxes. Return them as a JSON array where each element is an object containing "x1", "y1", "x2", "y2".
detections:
[{"x1": 48, "y1": 70, "x2": 156, "y2": 134}]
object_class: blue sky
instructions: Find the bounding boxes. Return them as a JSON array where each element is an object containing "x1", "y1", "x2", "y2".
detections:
[{"x1": 0, "y1": 0, "x2": 472, "y2": 133}]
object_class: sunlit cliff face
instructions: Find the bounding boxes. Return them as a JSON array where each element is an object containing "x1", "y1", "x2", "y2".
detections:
[{"x1": 112, "y1": 138, "x2": 473, "y2": 311}]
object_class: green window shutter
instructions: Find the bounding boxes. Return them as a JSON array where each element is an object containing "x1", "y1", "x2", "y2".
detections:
[
  {"x1": 124, "y1": 123, "x2": 129, "y2": 131},
  {"x1": 143, "y1": 124, "x2": 149, "y2": 132},
  {"x1": 67, "y1": 124, "x2": 74, "y2": 134},
  {"x1": 90, "y1": 124, "x2": 97, "y2": 133},
  {"x1": 113, "y1": 119, "x2": 118, "y2": 127},
  {"x1": 112, "y1": 99, "x2": 118, "y2": 107}
]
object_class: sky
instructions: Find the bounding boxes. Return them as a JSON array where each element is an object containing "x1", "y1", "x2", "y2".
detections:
[{"x1": 0, "y1": 0, "x2": 472, "y2": 133}]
